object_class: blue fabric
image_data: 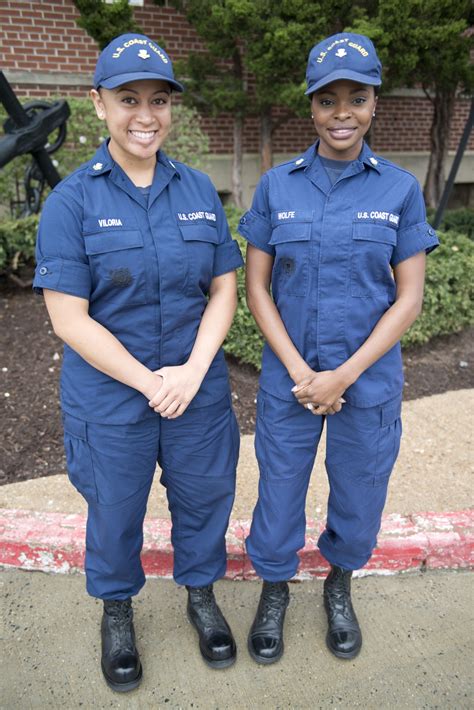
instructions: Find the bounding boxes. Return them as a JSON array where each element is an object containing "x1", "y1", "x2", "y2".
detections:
[
  {"x1": 63, "y1": 395, "x2": 239, "y2": 598},
  {"x1": 238, "y1": 140, "x2": 439, "y2": 408},
  {"x1": 34, "y1": 141, "x2": 243, "y2": 424},
  {"x1": 247, "y1": 391, "x2": 402, "y2": 577}
]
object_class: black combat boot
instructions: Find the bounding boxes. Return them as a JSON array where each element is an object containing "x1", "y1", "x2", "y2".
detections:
[
  {"x1": 101, "y1": 599, "x2": 142, "y2": 692},
  {"x1": 186, "y1": 585, "x2": 236, "y2": 669},
  {"x1": 248, "y1": 581, "x2": 290, "y2": 664},
  {"x1": 323, "y1": 565, "x2": 362, "y2": 659}
]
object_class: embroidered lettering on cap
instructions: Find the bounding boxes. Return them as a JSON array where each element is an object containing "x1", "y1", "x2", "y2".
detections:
[{"x1": 98, "y1": 218, "x2": 123, "y2": 227}]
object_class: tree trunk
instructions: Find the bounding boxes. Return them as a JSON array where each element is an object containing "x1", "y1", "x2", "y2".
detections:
[
  {"x1": 260, "y1": 106, "x2": 273, "y2": 174},
  {"x1": 423, "y1": 88, "x2": 456, "y2": 209},
  {"x1": 232, "y1": 114, "x2": 244, "y2": 209}
]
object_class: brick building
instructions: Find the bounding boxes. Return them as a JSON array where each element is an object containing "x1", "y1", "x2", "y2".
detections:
[{"x1": 1, "y1": 0, "x2": 473, "y2": 206}]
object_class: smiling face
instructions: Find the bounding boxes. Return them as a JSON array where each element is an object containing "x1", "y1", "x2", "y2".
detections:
[
  {"x1": 311, "y1": 80, "x2": 377, "y2": 161},
  {"x1": 90, "y1": 79, "x2": 172, "y2": 174}
]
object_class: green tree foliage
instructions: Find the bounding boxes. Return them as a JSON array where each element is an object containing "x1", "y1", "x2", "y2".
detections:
[
  {"x1": 73, "y1": 0, "x2": 141, "y2": 48},
  {"x1": 349, "y1": 0, "x2": 474, "y2": 208}
]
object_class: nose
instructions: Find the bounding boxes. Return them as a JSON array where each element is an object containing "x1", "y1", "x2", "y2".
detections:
[
  {"x1": 334, "y1": 102, "x2": 352, "y2": 121},
  {"x1": 135, "y1": 103, "x2": 154, "y2": 125}
]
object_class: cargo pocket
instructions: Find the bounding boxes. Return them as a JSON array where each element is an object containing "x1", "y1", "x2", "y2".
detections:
[
  {"x1": 179, "y1": 222, "x2": 219, "y2": 294},
  {"x1": 84, "y1": 230, "x2": 148, "y2": 305},
  {"x1": 269, "y1": 214, "x2": 312, "y2": 297},
  {"x1": 63, "y1": 414, "x2": 98, "y2": 504},
  {"x1": 374, "y1": 397, "x2": 402, "y2": 486},
  {"x1": 351, "y1": 223, "x2": 396, "y2": 297}
]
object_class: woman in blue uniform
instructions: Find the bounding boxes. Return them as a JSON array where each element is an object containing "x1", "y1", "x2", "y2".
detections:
[
  {"x1": 238, "y1": 33, "x2": 439, "y2": 664},
  {"x1": 34, "y1": 34, "x2": 243, "y2": 691}
]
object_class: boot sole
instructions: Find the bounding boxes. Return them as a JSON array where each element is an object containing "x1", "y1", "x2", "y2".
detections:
[
  {"x1": 325, "y1": 633, "x2": 362, "y2": 660},
  {"x1": 186, "y1": 611, "x2": 236, "y2": 669},
  {"x1": 101, "y1": 661, "x2": 143, "y2": 692},
  {"x1": 247, "y1": 636, "x2": 284, "y2": 665}
]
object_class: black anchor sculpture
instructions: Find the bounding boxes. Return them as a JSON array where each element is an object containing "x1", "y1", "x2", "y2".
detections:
[{"x1": 0, "y1": 70, "x2": 70, "y2": 216}]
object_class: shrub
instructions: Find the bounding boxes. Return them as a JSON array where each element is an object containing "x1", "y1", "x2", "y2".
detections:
[
  {"x1": 224, "y1": 210, "x2": 474, "y2": 368},
  {"x1": 0, "y1": 98, "x2": 209, "y2": 216},
  {"x1": 402, "y1": 230, "x2": 473, "y2": 346},
  {"x1": 0, "y1": 214, "x2": 39, "y2": 276},
  {"x1": 427, "y1": 207, "x2": 474, "y2": 241}
]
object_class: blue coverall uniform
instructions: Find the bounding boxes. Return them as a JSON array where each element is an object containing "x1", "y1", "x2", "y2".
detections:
[
  {"x1": 33, "y1": 141, "x2": 243, "y2": 599},
  {"x1": 238, "y1": 140, "x2": 439, "y2": 579}
]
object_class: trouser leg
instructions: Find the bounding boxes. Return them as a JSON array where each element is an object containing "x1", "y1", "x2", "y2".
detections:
[
  {"x1": 246, "y1": 391, "x2": 324, "y2": 581},
  {"x1": 159, "y1": 395, "x2": 240, "y2": 587},
  {"x1": 319, "y1": 395, "x2": 403, "y2": 570},
  {"x1": 63, "y1": 413, "x2": 160, "y2": 599}
]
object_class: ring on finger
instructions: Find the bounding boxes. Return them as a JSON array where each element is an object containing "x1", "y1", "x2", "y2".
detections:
[{"x1": 306, "y1": 403, "x2": 315, "y2": 411}]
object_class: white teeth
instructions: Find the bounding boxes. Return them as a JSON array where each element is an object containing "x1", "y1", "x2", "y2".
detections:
[{"x1": 130, "y1": 131, "x2": 155, "y2": 139}]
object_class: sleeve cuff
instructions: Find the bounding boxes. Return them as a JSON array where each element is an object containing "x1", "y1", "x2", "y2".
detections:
[
  {"x1": 391, "y1": 222, "x2": 440, "y2": 266},
  {"x1": 213, "y1": 239, "x2": 244, "y2": 277},
  {"x1": 33, "y1": 257, "x2": 91, "y2": 299},
  {"x1": 237, "y1": 209, "x2": 274, "y2": 255}
]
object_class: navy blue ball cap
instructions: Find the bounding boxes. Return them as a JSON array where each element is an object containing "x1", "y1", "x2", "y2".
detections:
[
  {"x1": 93, "y1": 33, "x2": 184, "y2": 92},
  {"x1": 305, "y1": 33, "x2": 381, "y2": 95}
]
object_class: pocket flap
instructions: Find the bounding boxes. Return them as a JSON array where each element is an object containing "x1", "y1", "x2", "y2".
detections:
[
  {"x1": 84, "y1": 230, "x2": 144, "y2": 255},
  {"x1": 381, "y1": 398, "x2": 402, "y2": 427},
  {"x1": 63, "y1": 413, "x2": 87, "y2": 440},
  {"x1": 179, "y1": 224, "x2": 219, "y2": 244},
  {"x1": 269, "y1": 222, "x2": 311, "y2": 245},
  {"x1": 352, "y1": 223, "x2": 397, "y2": 246}
]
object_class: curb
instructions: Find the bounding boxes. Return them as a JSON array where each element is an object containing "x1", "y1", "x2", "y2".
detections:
[{"x1": 1, "y1": 508, "x2": 473, "y2": 579}]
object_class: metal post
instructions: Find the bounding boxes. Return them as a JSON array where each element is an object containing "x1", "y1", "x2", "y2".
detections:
[{"x1": 433, "y1": 96, "x2": 474, "y2": 229}]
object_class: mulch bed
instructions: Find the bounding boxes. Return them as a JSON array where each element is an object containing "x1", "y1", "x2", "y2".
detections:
[{"x1": 1, "y1": 284, "x2": 473, "y2": 486}]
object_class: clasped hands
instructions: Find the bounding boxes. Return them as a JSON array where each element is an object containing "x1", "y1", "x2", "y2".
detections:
[
  {"x1": 145, "y1": 363, "x2": 204, "y2": 420},
  {"x1": 292, "y1": 368, "x2": 347, "y2": 416}
]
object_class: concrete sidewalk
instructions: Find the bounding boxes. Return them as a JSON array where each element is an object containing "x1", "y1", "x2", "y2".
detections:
[
  {"x1": 0, "y1": 390, "x2": 473, "y2": 577},
  {"x1": 1, "y1": 569, "x2": 473, "y2": 709}
]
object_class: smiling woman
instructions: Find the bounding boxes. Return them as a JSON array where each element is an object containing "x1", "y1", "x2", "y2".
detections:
[{"x1": 32, "y1": 33, "x2": 243, "y2": 692}]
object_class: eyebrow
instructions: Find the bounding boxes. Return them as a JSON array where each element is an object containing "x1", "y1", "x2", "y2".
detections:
[
  {"x1": 115, "y1": 87, "x2": 171, "y2": 95},
  {"x1": 316, "y1": 86, "x2": 370, "y2": 96}
]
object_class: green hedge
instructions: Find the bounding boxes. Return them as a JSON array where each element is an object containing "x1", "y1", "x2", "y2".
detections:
[
  {"x1": 0, "y1": 214, "x2": 39, "y2": 276},
  {"x1": 224, "y1": 205, "x2": 474, "y2": 367},
  {"x1": 434, "y1": 208, "x2": 474, "y2": 241}
]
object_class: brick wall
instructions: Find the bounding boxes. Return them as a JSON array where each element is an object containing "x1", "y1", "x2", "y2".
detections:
[{"x1": 1, "y1": 0, "x2": 473, "y2": 155}]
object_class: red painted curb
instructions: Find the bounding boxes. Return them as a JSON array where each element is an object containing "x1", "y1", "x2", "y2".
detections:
[{"x1": 0, "y1": 508, "x2": 472, "y2": 579}]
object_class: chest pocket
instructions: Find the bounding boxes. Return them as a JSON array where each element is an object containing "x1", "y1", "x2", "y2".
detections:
[
  {"x1": 179, "y1": 222, "x2": 218, "y2": 294},
  {"x1": 351, "y1": 223, "x2": 396, "y2": 298},
  {"x1": 269, "y1": 214, "x2": 312, "y2": 298},
  {"x1": 84, "y1": 230, "x2": 148, "y2": 305}
]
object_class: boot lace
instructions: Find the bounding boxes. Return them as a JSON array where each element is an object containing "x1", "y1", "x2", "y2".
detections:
[
  {"x1": 325, "y1": 571, "x2": 354, "y2": 622},
  {"x1": 259, "y1": 583, "x2": 288, "y2": 623},
  {"x1": 104, "y1": 600, "x2": 134, "y2": 651}
]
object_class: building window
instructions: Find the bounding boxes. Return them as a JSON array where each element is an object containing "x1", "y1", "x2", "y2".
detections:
[{"x1": 105, "y1": 1, "x2": 144, "y2": 6}]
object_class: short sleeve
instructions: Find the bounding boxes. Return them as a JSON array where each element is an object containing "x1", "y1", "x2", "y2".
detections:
[
  {"x1": 212, "y1": 186, "x2": 244, "y2": 277},
  {"x1": 391, "y1": 178, "x2": 439, "y2": 267},
  {"x1": 33, "y1": 187, "x2": 91, "y2": 299},
  {"x1": 237, "y1": 174, "x2": 274, "y2": 255}
]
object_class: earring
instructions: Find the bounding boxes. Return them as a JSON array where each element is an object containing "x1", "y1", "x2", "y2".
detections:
[
  {"x1": 311, "y1": 114, "x2": 314, "y2": 119},
  {"x1": 372, "y1": 112, "x2": 376, "y2": 117}
]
